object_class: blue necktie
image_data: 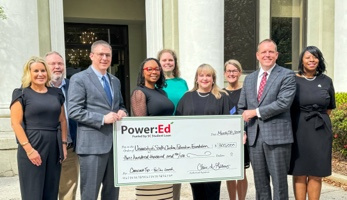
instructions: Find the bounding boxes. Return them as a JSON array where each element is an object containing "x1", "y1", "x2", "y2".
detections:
[{"x1": 102, "y1": 76, "x2": 112, "y2": 105}]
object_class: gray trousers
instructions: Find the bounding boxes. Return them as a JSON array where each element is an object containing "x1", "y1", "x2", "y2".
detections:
[
  {"x1": 249, "y1": 131, "x2": 291, "y2": 200},
  {"x1": 79, "y1": 150, "x2": 119, "y2": 200}
]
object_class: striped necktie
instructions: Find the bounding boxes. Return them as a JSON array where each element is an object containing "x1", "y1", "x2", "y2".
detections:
[{"x1": 257, "y1": 72, "x2": 268, "y2": 102}]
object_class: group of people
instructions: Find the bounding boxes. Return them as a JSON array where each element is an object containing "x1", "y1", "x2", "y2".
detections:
[{"x1": 10, "y1": 38, "x2": 335, "y2": 200}]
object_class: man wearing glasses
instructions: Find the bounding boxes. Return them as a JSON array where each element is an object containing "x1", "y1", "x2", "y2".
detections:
[
  {"x1": 45, "y1": 51, "x2": 79, "y2": 200},
  {"x1": 68, "y1": 40, "x2": 127, "y2": 200}
]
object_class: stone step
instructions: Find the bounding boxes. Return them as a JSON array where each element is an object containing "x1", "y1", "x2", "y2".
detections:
[{"x1": 0, "y1": 131, "x2": 18, "y2": 177}]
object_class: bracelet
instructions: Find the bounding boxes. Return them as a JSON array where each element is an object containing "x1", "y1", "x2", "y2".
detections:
[
  {"x1": 27, "y1": 149, "x2": 35, "y2": 156},
  {"x1": 62, "y1": 141, "x2": 68, "y2": 145},
  {"x1": 21, "y1": 141, "x2": 29, "y2": 146}
]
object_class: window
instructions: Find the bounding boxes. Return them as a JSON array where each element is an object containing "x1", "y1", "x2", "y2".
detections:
[
  {"x1": 224, "y1": 0, "x2": 258, "y2": 72},
  {"x1": 271, "y1": 0, "x2": 306, "y2": 70}
]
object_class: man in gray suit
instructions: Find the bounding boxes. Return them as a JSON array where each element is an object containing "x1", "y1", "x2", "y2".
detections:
[
  {"x1": 238, "y1": 39, "x2": 296, "y2": 200},
  {"x1": 68, "y1": 40, "x2": 127, "y2": 200}
]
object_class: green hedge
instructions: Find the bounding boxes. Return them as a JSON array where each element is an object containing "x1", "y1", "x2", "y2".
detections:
[{"x1": 331, "y1": 92, "x2": 347, "y2": 159}]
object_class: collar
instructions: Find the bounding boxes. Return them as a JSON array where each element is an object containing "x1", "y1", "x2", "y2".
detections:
[
  {"x1": 258, "y1": 64, "x2": 276, "y2": 78},
  {"x1": 51, "y1": 79, "x2": 66, "y2": 89},
  {"x1": 91, "y1": 65, "x2": 106, "y2": 80}
]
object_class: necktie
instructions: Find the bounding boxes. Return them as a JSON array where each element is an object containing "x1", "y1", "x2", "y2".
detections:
[
  {"x1": 102, "y1": 76, "x2": 112, "y2": 105},
  {"x1": 257, "y1": 72, "x2": 268, "y2": 102}
]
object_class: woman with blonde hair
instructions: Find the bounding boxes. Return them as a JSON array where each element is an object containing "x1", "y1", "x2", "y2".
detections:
[
  {"x1": 223, "y1": 59, "x2": 249, "y2": 200},
  {"x1": 10, "y1": 56, "x2": 67, "y2": 199},
  {"x1": 176, "y1": 64, "x2": 230, "y2": 200}
]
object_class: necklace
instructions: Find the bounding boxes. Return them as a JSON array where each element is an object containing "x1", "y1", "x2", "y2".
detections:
[
  {"x1": 302, "y1": 75, "x2": 316, "y2": 81},
  {"x1": 196, "y1": 91, "x2": 210, "y2": 97}
]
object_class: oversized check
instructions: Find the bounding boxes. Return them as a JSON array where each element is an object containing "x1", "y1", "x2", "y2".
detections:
[{"x1": 113, "y1": 115, "x2": 244, "y2": 186}]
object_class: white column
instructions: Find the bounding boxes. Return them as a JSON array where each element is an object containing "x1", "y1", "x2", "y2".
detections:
[
  {"x1": 49, "y1": 0, "x2": 66, "y2": 61},
  {"x1": 258, "y1": 0, "x2": 271, "y2": 41},
  {"x1": 178, "y1": 0, "x2": 224, "y2": 89},
  {"x1": 334, "y1": 0, "x2": 347, "y2": 92},
  {"x1": 0, "y1": 0, "x2": 40, "y2": 117},
  {"x1": 145, "y1": 0, "x2": 163, "y2": 58}
]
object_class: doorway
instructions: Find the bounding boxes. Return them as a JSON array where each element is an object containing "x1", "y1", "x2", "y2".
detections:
[{"x1": 64, "y1": 23, "x2": 130, "y2": 111}]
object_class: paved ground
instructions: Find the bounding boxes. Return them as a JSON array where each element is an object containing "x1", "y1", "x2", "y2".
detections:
[{"x1": 1, "y1": 166, "x2": 346, "y2": 199}]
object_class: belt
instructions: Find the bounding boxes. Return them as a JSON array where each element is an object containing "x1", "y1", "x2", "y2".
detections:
[{"x1": 67, "y1": 143, "x2": 74, "y2": 150}]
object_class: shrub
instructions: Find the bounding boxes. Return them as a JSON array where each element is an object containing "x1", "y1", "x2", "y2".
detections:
[
  {"x1": 0, "y1": 6, "x2": 6, "y2": 20},
  {"x1": 335, "y1": 92, "x2": 347, "y2": 105},
  {"x1": 331, "y1": 93, "x2": 347, "y2": 159}
]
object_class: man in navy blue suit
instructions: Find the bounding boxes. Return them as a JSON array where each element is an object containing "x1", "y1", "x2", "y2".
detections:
[{"x1": 46, "y1": 51, "x2": 79, "y2": 200}]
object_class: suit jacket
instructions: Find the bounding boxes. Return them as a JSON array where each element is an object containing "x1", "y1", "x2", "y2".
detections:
[
  {"x1": 62, "y1": 79, "x2": 77, "y2": 147},
  {"x1": 68, "y1": 66, "x2": 127, "y2": 154},
  {"x1": 238, "y1": 65, "x2": 296, "y2": 146}
]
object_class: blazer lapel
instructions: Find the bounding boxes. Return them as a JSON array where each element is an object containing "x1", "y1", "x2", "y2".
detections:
[
  {"x1": 87, "y1": 67, "x2": 111, "y2": 106},
  {"x1": 251, "y1": 69, "x2": 259, "y2": 104},
  {"x1": 107, "y1": 73, "x2": 115, "y2": 108}
]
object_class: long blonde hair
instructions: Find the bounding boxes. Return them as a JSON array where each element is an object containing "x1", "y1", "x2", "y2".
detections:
[
  {"x1": 191, "y1": 64, "x2": 227, "y2": 99},
  {"x1": 21, "y1": 56, "x2": 51, "y2": 88}
]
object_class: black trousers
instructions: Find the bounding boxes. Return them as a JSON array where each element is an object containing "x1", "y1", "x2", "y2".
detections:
[{"x1": 18, "y1": 130, "x2": 61, "y2": 200}]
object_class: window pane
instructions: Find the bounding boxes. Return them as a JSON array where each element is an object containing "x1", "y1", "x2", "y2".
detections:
[
  {"x1": 225, "y1": 0, "x2": 258, "y2": 72},
  {"x1": 271, "y1": 0, "x2": 305, "y2": 70}
]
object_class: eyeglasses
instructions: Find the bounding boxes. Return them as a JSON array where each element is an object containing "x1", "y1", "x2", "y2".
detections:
[
  {"x1": 94, "y1": 53, "x2": 111, "y2": 58},
  {"x1": 143, "y1": 67, "x2": 161, "y2": 72},
  {"x1": 47, "y1": 62, "x2": 64, "y2": 66},
  {"x1": 226, "y1": 70, "x2": 239, "y2": 74}
]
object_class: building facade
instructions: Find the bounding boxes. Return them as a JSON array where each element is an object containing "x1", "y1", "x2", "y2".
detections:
[{"x1": 0, "y1": 0, "x2": 346, "y2": 176}]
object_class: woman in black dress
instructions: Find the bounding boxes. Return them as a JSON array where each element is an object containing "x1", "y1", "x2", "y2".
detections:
[
  {"x1": 131, "y1": 58, "x2": 175, "y2": 199},
  {"x1": 10, "y1": 56, "x2": 67, "y2": 200},
  {"x1": 289, "y1": 46, "x2": 336, "y2": 200},
  {"x1": 223, "y1": 59, "x2": 249, "y2": 200},
  {"x1": 176, "y1": 63, "x2": 229, "y2": 200}
]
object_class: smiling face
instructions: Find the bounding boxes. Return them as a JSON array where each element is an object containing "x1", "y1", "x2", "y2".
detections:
[
  {"x1": 90, "y1": 44, "x2": 112, "y2": 74},
  {"x1": 30, "y1": 62, "x2": 48, "y2": 87},
  {"x1": 256, "y1": 41, "x2": 279, "y2": 70},
  {"x1": 197, "y1": 70, "x2": 213, "y2": 92},
  {"x1": 224, "y1": 64, "x2": 241, "y2": 84},
  {"x1": 302, "y1": 51, "x2": 319, "y2": 74},
  {"x1": 46, "y1": 53, "x2": 65, "y2": 81},
  {"x1": 159, "y1": 52, "x2": 175, "y2": 73},
  {"x1": 143, "y1": 60, "x2": 161, "y2": 88}
]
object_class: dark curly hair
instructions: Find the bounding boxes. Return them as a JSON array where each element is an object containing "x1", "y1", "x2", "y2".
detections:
[
  {"x1": 298, "y1": 46, "x2": 326, "y2": 76},
  {"x1": 136, "y1": 58, "x2": 166, "y2": 89}
]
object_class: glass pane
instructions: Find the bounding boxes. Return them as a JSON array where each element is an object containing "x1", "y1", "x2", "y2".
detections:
[
  {"x1": 271, "y1": 0, "x2": 305, "y2": 70},
  {"x1": 224, "y1": 0, "x2": 257, "y2": 72},
  {"x1": 64, "y1": 23, "x2": 128, "y2": 78}
]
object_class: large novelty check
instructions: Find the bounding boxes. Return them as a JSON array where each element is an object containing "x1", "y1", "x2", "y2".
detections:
[{"x1": 113, "y1": 115, "x2": 244, "y2": 186}]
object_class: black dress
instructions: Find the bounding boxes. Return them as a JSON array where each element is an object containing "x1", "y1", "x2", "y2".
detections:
[
  {"x1": 176, "y1": 91, "x2": 230, "y2": 200},
  {"x1": 289, "y1": 75, "x2": 336, "y2": 177},
  {"x1": 10, "y1": 87, "x2": 64, "y2": 200},
  {"x1": 223, "y1": 88, "x2": 250, "y2": 169},
  {"x1": 131, "y1": 86, "x2": 175, "y2": 200},
  {"x1": 131, "y1": 86, "x2": 174, "y2": 116}
]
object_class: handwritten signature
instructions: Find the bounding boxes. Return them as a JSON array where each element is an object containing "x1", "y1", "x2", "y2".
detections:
[{"x1": 196, "y1": 162, "x2": 230, "y2": 171}]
